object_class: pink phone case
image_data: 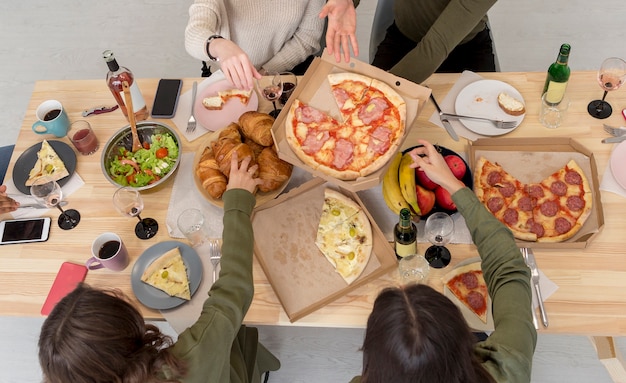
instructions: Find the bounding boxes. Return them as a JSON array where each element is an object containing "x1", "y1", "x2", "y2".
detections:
[{"x1": 41, "y1": 262, "x2": 88, "y2": 316}]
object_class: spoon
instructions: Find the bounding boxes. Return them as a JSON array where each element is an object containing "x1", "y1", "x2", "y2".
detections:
[{"x1": 122, "y1": 81, "x2": 142, "y2": 152}]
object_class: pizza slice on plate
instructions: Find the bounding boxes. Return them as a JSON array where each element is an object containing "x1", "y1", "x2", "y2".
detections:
[
  {"x1": 26, "y1": 140, "x2": 69, "y2": 186},
  {"x1": 315, "y1": 188, "x2": 373, "y2": 284},
  {"x1": 141, "y1": 247, "x2": 191, "y2": 300},
  {"x1": 443, "y1": 262, "x2": 489, "y2": 323}
]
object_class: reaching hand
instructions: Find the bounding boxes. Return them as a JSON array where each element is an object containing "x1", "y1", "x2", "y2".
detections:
[
  {"x1": 226, "y1": 152, "x2": 262, "y2": 194},
  {"x1": 210, "y1": 38, "x2": 262, "y2": 90},
  {"x1": 319, "y1": 0, "x2": 359, "y2": 62},
  {"x1": 0, "y1": 185, "x2": 19, "y2": 213},
  {"x1": 408, "y1": 140, "x2": 465, "y2": 194}
]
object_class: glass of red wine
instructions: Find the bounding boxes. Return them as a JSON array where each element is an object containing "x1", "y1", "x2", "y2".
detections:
[
  {"x1": 279, "y1": 71, "x2": 297, "y2": 106},
  {"x1": 30, "y1": 176, "x2": 80, "y2": 230},
  {"x1": 587, "y1": 57, "x2": 626, "y2": 119},
  {"x1": 256, "y1": 71, "x2": 283, "y2": 118},
  {"x1": 424, "y1": 212, "x2": 454, "y2": 268},
  {"x1": 112, "y1": 186, "x2": 158, "y2": 239}
]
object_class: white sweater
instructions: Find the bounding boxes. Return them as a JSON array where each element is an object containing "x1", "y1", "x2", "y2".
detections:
[{"x1": 185, "y1": 0, "x2": 325, "y2": 73}]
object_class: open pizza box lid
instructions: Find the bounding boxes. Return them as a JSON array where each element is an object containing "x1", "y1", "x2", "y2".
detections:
[
  {"x1": 469, "y1": 137, "x2": 604, "y2": 249},
  {"x1": 271, "y1": 49, "x2": 431, "y2": 192},
  {"x1": 251, "y1": 177, "x2": 397, "y2": 322}
]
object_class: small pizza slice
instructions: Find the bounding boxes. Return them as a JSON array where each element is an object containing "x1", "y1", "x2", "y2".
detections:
[
  {"x1": 443, "y1": 262, "x2": 489, "y2": 323},
  {"x1": 218, "y1": 88, "x2": 253, "y2": 105},
  {"x1": 141, "y1": 247, "x2": 191, "y2": 300},
  {"x1": 26, "y1": 140, "x2": 69, "y2": 186},
  {"x1": 328, "y1": 72, "x2": 373, "y2": 121}
]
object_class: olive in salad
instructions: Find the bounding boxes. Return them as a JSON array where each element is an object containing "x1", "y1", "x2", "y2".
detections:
[{"x1": 108, "y1": 133, "x2": 179, "y2": 187}]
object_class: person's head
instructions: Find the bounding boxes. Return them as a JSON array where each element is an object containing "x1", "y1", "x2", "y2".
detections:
[
  {"x1": 360, "y1": 283, "x2": 495, "y2": 383},
  {"x1": 38, "y1": 283, "x2": 186, "y2": 383}
]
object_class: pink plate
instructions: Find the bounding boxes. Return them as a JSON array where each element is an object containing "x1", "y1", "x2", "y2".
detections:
[
  {"x1": 610, "y1": 140, "x2": 626, "y2": 189},
  {"x1": 193, "y1": 80, "x2": 259, "y2": 131}
]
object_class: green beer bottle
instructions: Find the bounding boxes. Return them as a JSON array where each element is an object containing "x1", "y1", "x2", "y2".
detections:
[{"x1": 542, "y1": 44, "x2": 571, "y2": 104}]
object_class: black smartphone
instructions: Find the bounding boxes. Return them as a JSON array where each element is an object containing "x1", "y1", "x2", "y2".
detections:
[
  {"x1": 0, "y1": 217, "x2": 51, "y2": 245},
  {"x1": 151, "y1": 79, "x2": 182, "y2": 118}
]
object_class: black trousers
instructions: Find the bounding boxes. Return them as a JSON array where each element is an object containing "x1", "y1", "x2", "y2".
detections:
[
  {"x1": 201, "y1": 55, "x2": 316, "y2": 78},
  {"x1": 372, "y1": 22, "x2": 496, "y2": 75}
]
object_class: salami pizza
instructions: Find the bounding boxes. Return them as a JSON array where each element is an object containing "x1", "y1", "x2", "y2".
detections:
[
  {"x1": 443, "y1": 262, "x2": 489, "y2": 323},
  {"x1": 475, "y1": 156, "x2": 593, "y2": 242},
  {"x1": 285, "y1": 73, "x2": 406, "y2": 180}
]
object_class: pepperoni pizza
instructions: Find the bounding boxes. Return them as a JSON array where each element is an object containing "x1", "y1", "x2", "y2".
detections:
[
  {"x1": 443, "y1": 262, "x2": 489, "y2": 323},
  {"x1": 475, "y1": 157, "x2": 593, "y2": 242},
  {"x1": 285, "y1": 73, "x2": 406, "y2": 180}
]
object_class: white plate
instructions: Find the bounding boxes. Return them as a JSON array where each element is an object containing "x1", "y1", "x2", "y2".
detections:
[
  {"x1": 131, "y1": 241, "x2": 203, "y2": 310},
  {"x1": 194, "y1": 80, "x2": 259, "y2": 131},
  {"x1": 442, "y1": 257, "x2": 494, "y2": 332},
  {"x1": 454, "y1": 79, "x2": 525, "y2": 136},
  {"x1": 610, "y1": 140, "x2": 626, "y2": 189}
]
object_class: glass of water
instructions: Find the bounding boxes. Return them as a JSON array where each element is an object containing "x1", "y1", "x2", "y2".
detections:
[
  {"x1": 177, "y1": 208, "x2": 209, "y2": 247},
  {"x1": 398, "y1": 254, "x2": 430, "y2": 284}
]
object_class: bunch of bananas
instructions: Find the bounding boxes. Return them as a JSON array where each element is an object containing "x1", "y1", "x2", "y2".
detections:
[{"x1": 382, "y1": 152, "x2": 421, "y2": 216}]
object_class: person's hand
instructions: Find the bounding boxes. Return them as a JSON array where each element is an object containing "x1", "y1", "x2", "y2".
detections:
[
  {"x1": 319, "y1": 0, "x2": 359, "y2": 62},
  {"x1": 226, "y1": 152, "x2": 262, "y2": 194},
  {"x1": 408, "y1": 140, "x2": 465, "y2": 194},
  {"x1": 210, "y1": 38, "x2": 262, "y2": 90},
  {"x1": 0, "y1": 185, "x2": 19, "y2": 213}
]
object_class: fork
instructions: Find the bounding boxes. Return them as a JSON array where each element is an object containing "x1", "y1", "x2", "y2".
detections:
[
  {"x1": 186, "y1": 81, "x2": 198, "y2": 133},
  {"x1": 209, "y1": 239, "x2": 221, "y2": 283},
  {"x1": 603, "y1": 124, "x2": 626, "y2": 136},
  {"x1": 521, "y1": 248, "x2": 539, "y2": 330},
  {"x1": 440, "y1": 112, "x2": 518, "y2": 129}
]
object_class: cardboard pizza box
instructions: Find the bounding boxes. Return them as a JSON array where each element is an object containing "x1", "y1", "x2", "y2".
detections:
[
  {"x1": 251, "y1": 177, "x2": 397, "y2": 322},
  {"x1": 271, "y1": 50, "x2": 431, "y2": 192},
  {"x1": 469, "y1": 137, "x2": 604, "y2": 249}
]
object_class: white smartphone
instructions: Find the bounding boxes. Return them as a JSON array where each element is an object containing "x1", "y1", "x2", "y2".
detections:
[{"x1": 0, "y1": 217, "x2": 51, "y2": 245}]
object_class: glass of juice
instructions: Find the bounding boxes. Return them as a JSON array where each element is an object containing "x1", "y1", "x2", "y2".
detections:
[{"x1": 70, "y1": 120, "x2": 99, "y2": 155}]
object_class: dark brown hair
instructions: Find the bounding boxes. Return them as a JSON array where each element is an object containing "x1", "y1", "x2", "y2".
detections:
[
  {"x1": 360, "y1": 284, "x2": 495, "y2": 383},
  {"x1": 38, "y1": 283, "x2": 186, "y2": 383}
]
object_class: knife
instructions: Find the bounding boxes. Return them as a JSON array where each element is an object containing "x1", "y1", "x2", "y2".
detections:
[
  {"x1": 525, "y1": 248, "x2": 549, "y2": 327},
  {"x1": 602, "y1": 135, "x2": 626, "y2": 144},
  {"x1": 430, "y1": 93, "x2": 459, "y2": 141}
]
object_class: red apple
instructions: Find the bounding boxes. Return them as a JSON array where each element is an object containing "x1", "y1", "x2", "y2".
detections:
[
  {"x1": 415, "y1": 184, "x2": 436, "y2": 215},
  {"x1": 415, "y1": 168, "x2": 439, "y2": 190},
  {"x1": 444, "y1": 155, "x2": 466, "y2": 180},
  {"x1": 434, "y1": 186, "x2": 457, "y2": 211}
]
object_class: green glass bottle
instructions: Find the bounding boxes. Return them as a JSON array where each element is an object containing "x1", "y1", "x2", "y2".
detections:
[
  {"x1": 394, "y1": 208, "x2": 417, "y2": 260},
  {"x1": 542, "y1": 44, "x2": 571, "y2": 104}
]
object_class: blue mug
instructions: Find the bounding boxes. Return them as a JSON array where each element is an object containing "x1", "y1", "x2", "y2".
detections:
[{"x1": 32, "y1": 100, "x2": 70, "y2": 137}]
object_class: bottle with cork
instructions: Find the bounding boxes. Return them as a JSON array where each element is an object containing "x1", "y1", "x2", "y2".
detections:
[{"x1": 103, "y1": 50, "x2": 149, "y2": 121}]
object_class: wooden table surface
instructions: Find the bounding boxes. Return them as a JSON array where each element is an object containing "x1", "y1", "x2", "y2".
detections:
[{"x1": 3, "y1": 71, "x2": 626, "y2": 336}]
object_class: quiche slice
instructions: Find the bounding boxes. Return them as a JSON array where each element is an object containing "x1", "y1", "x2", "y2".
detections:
[
  {"x1": 141, "y1": 247, "x2": 191, "y2": 300},
  {"x1": 25, "y1": 140, "x2": 69, "y2": 186}
]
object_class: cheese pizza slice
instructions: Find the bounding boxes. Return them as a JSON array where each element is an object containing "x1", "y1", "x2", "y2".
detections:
[
  {"x1": 26, "y1": 140, "x2": 69, "y2": 186},
  {"x1": 141, "y1": 247, "x2": 191, "y2": 300}
]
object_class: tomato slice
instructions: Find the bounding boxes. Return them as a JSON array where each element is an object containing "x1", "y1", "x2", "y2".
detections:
[
  {"x1": 143, "y1": 142, "x2": 151, "y2": 150},
  {"x1": 156, "y1": 147, "x2": 168, "y2": 159}
]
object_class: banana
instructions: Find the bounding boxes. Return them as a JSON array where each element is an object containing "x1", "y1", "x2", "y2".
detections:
[
  {"x1": 399, "y1": 153, "x2": 421, "y2": 215},
  {"x1": 382, "y1": 152, "x2": 410, "y2": 215}
]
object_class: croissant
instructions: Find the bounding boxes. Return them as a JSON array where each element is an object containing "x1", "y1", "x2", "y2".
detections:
[
  {"x1": 218, "y1": 122, "x2": 242, "y2": 141},
  {"x1": 243, "y1": 136, "x2": 265, "y2": 159},
  {"x1": 212, "y1": 138, "x2": 257, "y2": 178},
  {"x1": 196, "y1": 147, "x2": 227, "y2": 199},
  {"x1": 238, "y1": 111, "x2": 275, "y2": 146},
  {"x1": 257, "y1": 147, "x2": 292, "y2": 192}
]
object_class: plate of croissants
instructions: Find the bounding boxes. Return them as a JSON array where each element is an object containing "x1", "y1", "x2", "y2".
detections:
[{"x1": 194, "y1": 111, "x2": 294, "y2": 207}]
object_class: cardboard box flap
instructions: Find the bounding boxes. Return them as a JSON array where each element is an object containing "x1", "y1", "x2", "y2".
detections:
[{"x1": 252, "y1": 178, "x2": 396, "y2": 322}]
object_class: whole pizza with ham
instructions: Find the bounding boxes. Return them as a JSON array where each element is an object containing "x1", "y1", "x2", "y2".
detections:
[
  {"x1": 474, "y1": 156, "x2": 593, "y2": 242},
  {"x1": 285, "y1": 72, "x2": 406, "y2": 180}
]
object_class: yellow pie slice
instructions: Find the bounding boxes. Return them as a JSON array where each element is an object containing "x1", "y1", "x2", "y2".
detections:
[
  {"x1": 141, "y1": 247, "x2": 191, "y2": 300},
  {"x1": 26, "y1": 140, "x2": 69, "y2": 186}
]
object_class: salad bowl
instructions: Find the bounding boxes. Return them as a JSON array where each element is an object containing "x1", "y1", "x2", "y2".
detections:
[{"x1": 101, "y1": 121, "x2": 182, "y2": 191}]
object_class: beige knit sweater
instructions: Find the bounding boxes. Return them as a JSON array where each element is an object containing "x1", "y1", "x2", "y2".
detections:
[{"x1": 185, "y1": 0, "x2": 325, "y2": 73}]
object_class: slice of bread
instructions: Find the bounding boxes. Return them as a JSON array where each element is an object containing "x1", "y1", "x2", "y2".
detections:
[
  {"x1": 202, "y1": 96, "x2": 223, "y2": 110},
  {"x1": 497, "y1": 92, "x2": 525, "y2": 116}
]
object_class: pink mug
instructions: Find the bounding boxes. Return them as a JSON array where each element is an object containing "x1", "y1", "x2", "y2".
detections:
[{"x1": 86, "y1": 233, "x2": 129, "y2": 271}]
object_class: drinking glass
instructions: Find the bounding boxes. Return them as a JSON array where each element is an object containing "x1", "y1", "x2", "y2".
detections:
[
  {"x1": 424, "y1": 212, "x2": 454, "y2": 268},
  {"x1": 112, "y1": 186, "x2": 158, "y2": 239},
  {"x1": 398, "y1": 254, "x2": 430, "y2": 284},
  {"x1": 256, "y1": 71, "x2": 283, "y2": 118},
  {"x1": 587, "y1": 57, "x2": 626, "y2": 119},
  {"x1": 30, "y1": 176, "x2": 80, "y2": 230},
  {"x1": 279, "y1": 72, "x2": 297, "y2": 106}
]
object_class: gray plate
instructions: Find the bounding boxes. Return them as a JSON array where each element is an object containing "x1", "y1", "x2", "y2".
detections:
[
  {"x1": 12, "y1": 140, "x2": 77, "y2": 194},
  {"x1": 131, "y1": 241, "x2": 203, "y2": 310}
]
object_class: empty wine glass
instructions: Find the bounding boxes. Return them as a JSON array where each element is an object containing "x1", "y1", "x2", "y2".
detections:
[
  {"x1": 587, "y1": 57, "x2": 626, "y2": 119},
  {"x1": 30, "y1": 176, "x2": 80, "y2": 230},
  {"x1": 424, "y1": 212, "x2": 454, "y2": 268},
  {"x1": 256, "y1": 71, "x2": 283, "y2": 118},
  {"x1": 112, "y1": 186, "x2": 158, "y2": 239},
  {"x1": 279, "y1": 71, "x2": 297, "y2": 106}
]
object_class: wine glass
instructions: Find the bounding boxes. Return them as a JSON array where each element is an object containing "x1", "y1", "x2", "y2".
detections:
[
  {"x1": 587, "y1": 57, "x2": 626, "y2": 119},
  {"x1": 112, "y1": 186, "x2": 158, "y2": 239},
  {"x1": 424, "y1": 212, "x2": 454, "y2": 268},
  {"x1": 30, "y1": 176, "x2": 80, "y2": 230},
  {"x1": 279, "y1": 71, "x2": 297, "y2": 106},
  {"x1": 256, "y1": 71, "x2": 283, "y2": 118}
]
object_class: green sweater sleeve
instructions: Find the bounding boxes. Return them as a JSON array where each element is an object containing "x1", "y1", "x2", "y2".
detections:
[{"x1": 452, "y1": 187, "x2": 536, "y2": 383}]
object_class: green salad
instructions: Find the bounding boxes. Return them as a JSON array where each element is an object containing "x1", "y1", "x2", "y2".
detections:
[{"x1": 108, "y1": 133, "x2": 179, "y2": 187}]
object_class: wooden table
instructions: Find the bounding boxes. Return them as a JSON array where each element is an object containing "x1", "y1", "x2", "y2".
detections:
[{"x1": 3, "y1": 72, "x2": 626, "y2": 339}]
